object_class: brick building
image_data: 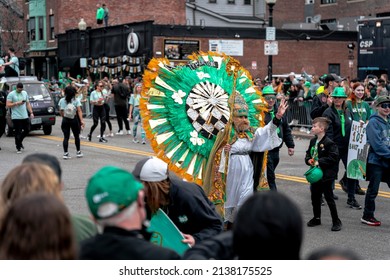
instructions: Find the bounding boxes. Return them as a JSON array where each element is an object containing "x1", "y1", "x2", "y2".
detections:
[
  {"x1": 2, "y1": 0, "x2": 389, "y2": 79},
  {"x1": 0, "y1": 0, "x2": 25, "y2": 56}
]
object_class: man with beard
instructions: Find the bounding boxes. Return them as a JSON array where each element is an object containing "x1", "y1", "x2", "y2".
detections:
[{"x1": 205, "y1": 93, "x2": 288, "y2": 229}]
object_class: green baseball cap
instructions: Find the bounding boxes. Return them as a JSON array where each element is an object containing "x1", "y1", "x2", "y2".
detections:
[
  {"x1": 331, "y1": 87, "x2": 347, "y2": 98},
  {"x1": 262, "y1": 85, "x2": 276, "y2": 95},
  {"x1": 86, "y1": 166, "x2": 144, "y2": 219}
]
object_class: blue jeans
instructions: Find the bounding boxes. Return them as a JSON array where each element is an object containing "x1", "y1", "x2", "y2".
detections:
[
  {"x1": 132, "y1": 107, "x2": 145, "y2": 140},
  {"x1": 363, "y1": 163, "x2": 390, "y2": 218}
]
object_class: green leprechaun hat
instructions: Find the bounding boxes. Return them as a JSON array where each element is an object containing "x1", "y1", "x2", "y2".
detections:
[
  {"x1": 331, "y1": 87, "x2": 347, "y2": 98},
  {"x1": 262, "y1": 85, "x2": 276, "y2": 95}
]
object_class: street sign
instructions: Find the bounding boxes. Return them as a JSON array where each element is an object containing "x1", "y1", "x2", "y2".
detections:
[
  {"x1": 252, "y1": 61, "x2": 257, "y2": 70},
  {"x1": 264, "y1": 41, "x2": 278, "y2": 55},
  {"x1": 80, "y1": 58, "x2": 87, "y2": 68},
  {"x1": 266, "y1": 27, "x2": 276, "y2": 41}
]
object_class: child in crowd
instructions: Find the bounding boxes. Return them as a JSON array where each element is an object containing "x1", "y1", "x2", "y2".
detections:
[{"x1": 305, "y1": 117, "x2": 342, "y2": 231}]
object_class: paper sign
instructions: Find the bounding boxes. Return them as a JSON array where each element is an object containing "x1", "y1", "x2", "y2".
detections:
[{"x1": 347, "y1": 121, "x2": 369, "y2": 180}]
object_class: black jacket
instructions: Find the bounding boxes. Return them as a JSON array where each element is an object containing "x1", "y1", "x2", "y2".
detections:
[
  {"x1": 183, "y1": 231, "x2": 235, "y2": 260},
  {"x1": 79, "y1": 226, "x2": 180, "y2": 260},
  {"x1": 305, "y1": 136, "x2": 339, "y2": 182},
  {"x1": 264, "y1": 107, "x2": 295, "y2": 152},
  {"x1": 322, "y1": 106, "x2": 353, "y2": 151},
  {"x1": 111, "y1": 83, "x2": 129, "y2": 106},
  {"x1": 164, "y1": 176, "x2": 223, "y2": 243},
  {"x1": 310, "y1": 94, "x2": 329, "y2": 119}
]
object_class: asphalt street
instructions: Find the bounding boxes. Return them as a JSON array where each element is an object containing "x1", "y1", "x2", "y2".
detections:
[{"x1": 0, "y1": 116, "x2": 389, "y2": 260}]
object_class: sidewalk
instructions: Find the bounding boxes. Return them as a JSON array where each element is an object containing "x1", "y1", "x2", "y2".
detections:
[{"x1": 291, "y1": 126, "x2": 314, "y2": 140}]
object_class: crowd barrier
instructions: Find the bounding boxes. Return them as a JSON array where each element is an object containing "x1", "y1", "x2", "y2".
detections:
[{"x1": 285, "y1": 99, "x2": 313, "y2": 128}]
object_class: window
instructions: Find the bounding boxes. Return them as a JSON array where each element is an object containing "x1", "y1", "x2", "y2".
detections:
[
  {"x1": 321, "y1": 0, "x2": 336, "y2": 4},
  {"x1": 227, "y1": 0, "x2": 235, "y2": 3},
  {"x1": 50, "y1": 15, "x2": 55, "y2": 40},
  {"x1": 209, "y1": 0, "x2": 217, "y2": 3},
  {"x1": 244, "y1": 0, "x2": 251, "y2": 4},
  {"x1": 321, "y1": 18, "x2": 337, "y2": 24},
  {"x1": 38, "y1": 16, "x2": 44, "y2": 40},
  {"x1": 28, "y1": 17, "x2": 36, "y2": 41},
  {"x1": 328, "y1": 64, "x2": 340, "y2": 76},
  {"x1": 306, "y1": 17, "x2": 312, "y2": 23}
]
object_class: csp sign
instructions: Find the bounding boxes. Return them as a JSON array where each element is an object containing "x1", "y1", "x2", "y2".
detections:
[{"x1": 360, "y1": 40, "x2": 373, "y2": 48}]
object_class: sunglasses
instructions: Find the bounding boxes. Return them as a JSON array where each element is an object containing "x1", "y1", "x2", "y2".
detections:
[
  {"x1": 264, "y1": 96, "x2": 276, "y2": 100},
  {"x1": 380, "y1": 103, "x2": 390, "y2": 109}
]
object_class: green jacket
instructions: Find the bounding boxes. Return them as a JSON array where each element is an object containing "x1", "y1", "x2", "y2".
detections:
[
  {"x1": 71, "y1": 214, "x2": 98, "y2": 243},
  {"x1": 96, "y1": 7, "x2": 104, "y2": 20}
]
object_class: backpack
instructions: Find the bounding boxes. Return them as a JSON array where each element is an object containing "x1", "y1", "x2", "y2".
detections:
[{"x1": 64, "y1": 102, "x2": 77, "y2": 119}]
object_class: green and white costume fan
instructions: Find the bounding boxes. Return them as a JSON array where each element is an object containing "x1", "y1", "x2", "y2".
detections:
[{"x1": 141, "y1": 51, "x2": 267, "y2": 185}]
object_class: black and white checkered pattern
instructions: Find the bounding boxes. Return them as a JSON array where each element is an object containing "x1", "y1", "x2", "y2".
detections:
[{"x1": 186, "y1": 81, "x2": 229, "y2": 139}]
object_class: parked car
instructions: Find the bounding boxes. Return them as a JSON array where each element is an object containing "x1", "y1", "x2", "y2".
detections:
[{"x1": 1, "y1": 76, "x2": 56, "y2": 136}]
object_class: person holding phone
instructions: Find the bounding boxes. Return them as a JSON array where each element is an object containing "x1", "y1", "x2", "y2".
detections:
[{"x1": 6, "y1": 83, "x2": 34, "y2": 153}]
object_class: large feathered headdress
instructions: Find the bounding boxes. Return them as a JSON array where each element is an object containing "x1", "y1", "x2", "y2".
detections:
[{"x1": 140, "y1": 51, "x2": 267, "y2": 185}]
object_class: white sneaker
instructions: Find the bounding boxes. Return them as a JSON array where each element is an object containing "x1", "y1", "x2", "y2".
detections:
[
  {"x1": 76, "y1": 151, "x2": 83, "y2": 158},
  {"x1": 127, "y1": 130, "x2": 132, "y2": 135},
  {"x1": 63, "y1": 153, "x2": 71, "y2": 160},
  {"x1": 142, "y1": 139, "x2": 146, "y2": 145},
  {"x1": 79, "y1": 134, "x2": 87, "y2": 139},
  {"x1": 132, "y1": 138, "x2": 139, "y2": 143},
  {"x1": 115, "y1": 130, "x2": 124, "y2": 135},
  {"x1": 108, "y1": 132, "x2": 114, "y2": 137},
  {"x1": 97, "y1": 134, "x2": 106, "y2": 138}
]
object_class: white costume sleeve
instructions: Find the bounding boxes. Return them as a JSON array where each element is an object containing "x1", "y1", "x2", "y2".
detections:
[
  {"x1": 218, "y1": 149, "x2": 226, "y2": 173},
  {"x1": 252, "y1": 121, "x2": 282, "y2": 152}
]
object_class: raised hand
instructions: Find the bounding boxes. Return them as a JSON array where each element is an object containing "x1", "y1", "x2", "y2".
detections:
[{"x1": 276, "y1": 98, "x2": 289, "y2": 119}]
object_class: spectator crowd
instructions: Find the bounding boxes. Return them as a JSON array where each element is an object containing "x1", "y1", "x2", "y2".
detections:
[{"x1": 0, "y1": 65, "x2": 389, "y2": 260}]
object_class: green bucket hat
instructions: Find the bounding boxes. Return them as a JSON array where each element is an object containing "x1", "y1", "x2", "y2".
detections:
[
  {"x1": 331, "y1": 87, "x2": 347, "y2": 98},
  {"x1": 304, "y1": 166, "x2": 323, "y2": 184},
  {"x1": 304, "y1": 81, "x2": 311, "y2": 88},
  {"x1": 262, "y1": 85, "x2": 276, "y2": 95},
  {"x1": 86, "y1": 166, "x2": 144, "y2": 219}
]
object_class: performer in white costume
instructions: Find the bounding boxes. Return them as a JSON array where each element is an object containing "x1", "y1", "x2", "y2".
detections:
[{"x1": 209, "y1": 93, "x2": 288, "y2": 225}]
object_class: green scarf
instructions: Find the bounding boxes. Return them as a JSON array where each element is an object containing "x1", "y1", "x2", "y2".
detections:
[
  {"x1": 310, "y1": 140, "x2": 319, "y2": 161},
  {"x1": 337, "y1": 110, "x2": 345, "y2": 137}
]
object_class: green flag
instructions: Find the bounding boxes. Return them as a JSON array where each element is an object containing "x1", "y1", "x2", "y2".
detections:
[{"x1": 148, "y1": 208, "x2": 191, "y2": 255}]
